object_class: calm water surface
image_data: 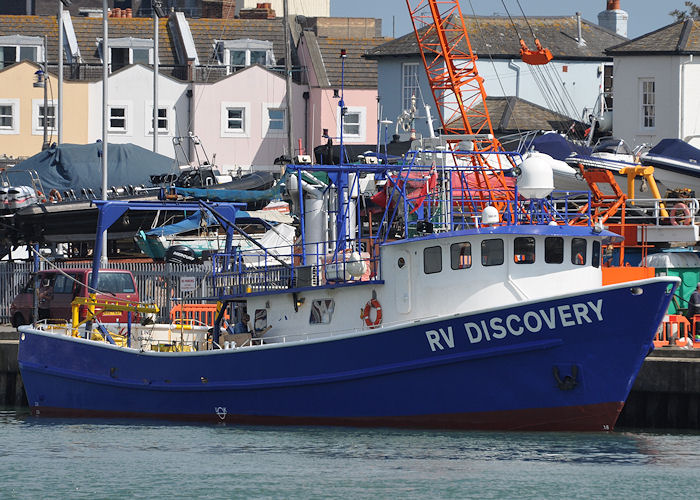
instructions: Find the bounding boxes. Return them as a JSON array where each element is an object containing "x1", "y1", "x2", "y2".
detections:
[{"x1": 0, "y1": 406, "x2": 698, "y2": 499}]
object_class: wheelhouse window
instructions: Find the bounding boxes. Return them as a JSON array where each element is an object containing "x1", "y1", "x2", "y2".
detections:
[
  {"x1": 592, "y1": 241, "x2": 601, "y2": 268},
  {"x1": 424, "y1": 245, "x2": 442, "y2": 274},
  {"x1": 545, "y1": 237, "x2": 564, "y2": 264},
  {"x1": 571, "y1": 238, "x2": 587, "y2": 266},
  {"x1": 640, "y1": 79, "x2": 655, "y2": 129},
  {"x1": 513, "y1": 237, "x2": 535, "y2": 264},
  {"x1": 481, "y1": 239, "x2": 504, "y2": 267},
  {"x1": 450, "y1": 242, "x2": 472, "y2": 270}
]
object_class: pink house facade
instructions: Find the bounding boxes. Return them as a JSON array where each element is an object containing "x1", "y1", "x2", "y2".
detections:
[{"x1": 191, "y1": 65, "x2": 307, "y2": 169}]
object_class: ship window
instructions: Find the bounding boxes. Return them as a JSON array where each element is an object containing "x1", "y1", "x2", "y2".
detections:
[
  {"x1": 592, "y1": 241, "x2": 601, "y2": 268},
  {"x1": 310, "y1": 299, "x2": 335, "y2": 324},
  {"x1": 450, "y1": 242, "x2": 472, "y2": 270},
  {"x1": 513, "y1": 237, "x2": 535, "y2": 264},
  {"x1": 571, "y1": 238, "x2": 587, "y2": 266},
  {"x1": 545, "y1": 237, "x2": 564, "y2": 264},
  {"x1": 481, "y1": 239, "x2": 504, "y2": 267},
  {"x1": 254, "y1": 309, "x2": 267, "y2": 333},
  {"x1": 423, "y1": 245, "x2": 442, "y2": 274}
]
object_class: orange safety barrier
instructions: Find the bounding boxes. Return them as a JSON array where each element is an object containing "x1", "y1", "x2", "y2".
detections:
[
  {"x1": 170, "y1": 304, "x2": 229, "y2": 327},
  {"x1": 655, "y1": 315, "x2": 695, "y2": 347}
]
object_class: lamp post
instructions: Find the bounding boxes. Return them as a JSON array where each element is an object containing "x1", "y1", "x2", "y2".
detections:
[
  {"x1": 58, "y1": 0, "x2": 71, "y2": 145},
  {"x1": 152, "y1": 0, "x2": 166, "y2": 153},
  {"x1": 33, "y1": 45, "x2": 49, "y2": 151}
]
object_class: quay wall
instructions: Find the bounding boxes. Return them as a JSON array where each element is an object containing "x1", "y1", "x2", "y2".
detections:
[{"x1": 0, "y1": 324, "x2": 698, "y2": 429}]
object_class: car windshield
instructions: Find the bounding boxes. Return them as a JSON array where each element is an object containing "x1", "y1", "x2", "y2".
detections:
[{"x1": 88, "y1": 272, "x2": 136, "y2": 294}]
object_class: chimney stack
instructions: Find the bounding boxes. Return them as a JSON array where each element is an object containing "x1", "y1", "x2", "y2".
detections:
[{"x1": 598, "y1": 0, "x2": 628, "y2": 38}]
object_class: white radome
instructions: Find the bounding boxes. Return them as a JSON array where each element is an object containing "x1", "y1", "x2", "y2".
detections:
[{"x1": 517, "y1": 152, "x2": 555, "y2": 199}]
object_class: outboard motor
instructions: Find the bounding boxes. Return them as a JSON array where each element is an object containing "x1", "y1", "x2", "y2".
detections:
[{"x1": 165, "y1": 245, "x2": 199, "y2": 265}]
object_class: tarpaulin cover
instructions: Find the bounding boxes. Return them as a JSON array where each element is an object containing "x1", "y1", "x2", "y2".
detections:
[
  {"x1": 9, "y1": 142, "x2": 176, "y2": 193},
  {"x1": 645, "y1": 138, "x2": 700, "y2": 164},
  {"x1": 525, "y1": 133, "x2": 592, "y2": 161}
]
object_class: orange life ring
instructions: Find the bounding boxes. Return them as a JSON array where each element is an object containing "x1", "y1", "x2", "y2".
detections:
[
  {"x1": 48, "y1": 188, "x2": 63, "y2": 203},
  {"x1": 361, "y1": 298, "x2": 382, "y2": 328},
  {"x1": 670, "y1": 202, "x2": 692, "y2": 226}
]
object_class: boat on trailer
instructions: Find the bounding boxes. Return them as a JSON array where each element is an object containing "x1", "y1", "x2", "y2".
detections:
[{"x1": 17, "y1": 147, "x2": 679, "y2": 431}]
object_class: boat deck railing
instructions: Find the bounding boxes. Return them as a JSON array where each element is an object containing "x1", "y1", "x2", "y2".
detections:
[{"x1": 211, "y1": 238, "x2": 382, "y2": 299}]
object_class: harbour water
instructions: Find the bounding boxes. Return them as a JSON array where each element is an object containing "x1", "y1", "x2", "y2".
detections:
[{"x1": 1, "y1": 406, "x2": 699, "y2": 499}]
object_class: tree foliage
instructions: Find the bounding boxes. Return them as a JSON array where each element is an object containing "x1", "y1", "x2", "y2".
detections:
[{"x1": 670, "y1": 1, "x2": 700, "y2": 21}]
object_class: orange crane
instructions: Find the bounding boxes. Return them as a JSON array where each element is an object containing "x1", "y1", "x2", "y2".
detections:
[{"x1": 405, "y1": 0, "x2": 516, "y2": 208}]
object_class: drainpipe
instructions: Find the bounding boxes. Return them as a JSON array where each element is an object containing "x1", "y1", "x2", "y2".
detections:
[
  {"x1": 508, "y1": 59, "x2": 521, "y2": 97},
  {"x1": 303, "y1": 91, "x2": 310, "y2": 156},
  {"x1": 680, "y1": 55, "x2": 693, "y2": 141}
]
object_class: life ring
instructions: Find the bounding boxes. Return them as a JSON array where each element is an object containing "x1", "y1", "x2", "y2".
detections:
[
  {"x1": 361, "y1": 298, "x2": 382, "y2": 328},
  {"x1": 48, "y1": 188, "x2": 63, "y2": 203},
  {"x1": 670, "y1": 202, "x2": 692, "y2": 226}
]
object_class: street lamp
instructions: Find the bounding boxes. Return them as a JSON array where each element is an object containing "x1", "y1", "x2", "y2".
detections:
[{"x1": 33, "y1": 64, "x2": 50, "y2": 151}]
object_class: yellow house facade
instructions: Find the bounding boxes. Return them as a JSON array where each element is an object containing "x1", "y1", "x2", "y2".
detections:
[{"x1": 0, "y1": 61, "x2": 89, "y2": 159}]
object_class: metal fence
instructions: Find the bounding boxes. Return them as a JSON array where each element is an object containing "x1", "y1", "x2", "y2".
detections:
[{"x1": 0, "y1": 260, "x2": 215, "y2": 324}]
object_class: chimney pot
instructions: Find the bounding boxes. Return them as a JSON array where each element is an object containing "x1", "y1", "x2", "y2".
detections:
[{"x1": 607, "y1": 1, "x2": 620, "y2": 10}]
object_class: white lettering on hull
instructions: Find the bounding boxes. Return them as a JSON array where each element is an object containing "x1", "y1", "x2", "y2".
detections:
[{"x1": 425, "y1": 299, "x2": 604, "y2": 351}]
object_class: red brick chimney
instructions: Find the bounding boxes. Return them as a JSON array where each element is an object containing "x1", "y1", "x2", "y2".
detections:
[
  {"x1": 240, "y1": 2, "x2": 277, "y2": 19},
  {"x1": 201, "y1": 0, "x2": 236, "y2": 19}
]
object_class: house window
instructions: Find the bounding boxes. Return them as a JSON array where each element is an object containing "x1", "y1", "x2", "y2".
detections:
[
  {"x1": 450, "y1": 242, "x2": 472, "y2": 270},
  {"x1": 0, "y1": 35, "x2": 42, "y2": 69},
  {"x1": 100, "y1": 37, "x2": 153, "y2": 72},
  {"x1": 147, "y1": 106, "x2": 168, "y2": 133},
  {"x1": 38, "y1": 105, "x2": 55, "y2": 130},
  {"x1": 267, "y1": 108, "x2": 285, "y2": 132},
  {"x1": 343, "y1": 112, "x2": 360, "y2": 136},
  {"x1": 337, "y1": 106, "x2": 366, "y2": 142},
  {"x1": 0, "y1": 99, "x2": 19, "y2": 134},
  {"x1": 218, "y1": 39, "x2": 275, "y2": 73},
  {"x1": 109, "y1": 106, "x2": 127, "y2": 132},
  {"x1": 423, "y1": 245, "x2": 442, "y2": 274},
  {"x1": 603, "y1": 64, "x2": 613, "y2": 111},
  {"x1": 641, "y1": 79, "x2": 655, "y2": 129},
  {"x1": 227, "y1": 108, "x2": 244, "y2": 131},
  {"x1": 481, "y1": 239, "x2": 504, "y2": 267},
  {"x1": 402, "y1": 62, "x2": 420, "y2": 112},
  {"x1": 0, "y1": 104, "x2": 13, "y2": 128}
]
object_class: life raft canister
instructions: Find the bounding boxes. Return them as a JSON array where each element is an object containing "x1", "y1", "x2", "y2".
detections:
[
  {"x1": 670, "y1": 202, "x2": 692, "y2": 226},
  {"x1": 361, "y1": 298, "x2": 382, "y2": 328}
]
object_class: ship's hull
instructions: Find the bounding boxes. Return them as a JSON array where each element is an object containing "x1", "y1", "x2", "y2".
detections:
[{"x1": 18, "y1": 278, "x2": 676, "y2": 431}]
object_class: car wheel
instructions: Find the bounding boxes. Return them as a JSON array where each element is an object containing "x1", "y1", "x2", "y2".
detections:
[{"x1": 11, "y1": 313, "x2": 27, "y2": 328}]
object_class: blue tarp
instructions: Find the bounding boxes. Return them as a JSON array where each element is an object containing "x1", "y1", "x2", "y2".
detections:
[
  {"x1": 175, "y1": 184, "x2": 282, "y2": 202},
  {"x1": 524, "y1": 134, "x2": 592, "y2": 161},
  {"x1": 646, "y1": 138, "x2": 700, "y2": 163},
  {"x1": 143, "y1": 211, "x2": 219, "y2": 237},
  {"x1": 9, "y1": 142, "x2": 176, "y2": 193}
]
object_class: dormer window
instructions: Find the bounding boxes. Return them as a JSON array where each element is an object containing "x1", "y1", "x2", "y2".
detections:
[
  {"x1": 99, "y1": 37, "x2": 154, "y2": 72},
  {"x1": 0, "y1": 35, "x2": 43, "y2": 69},
  {"x1": 215, "y1": 39, "x2": 275, "y2": 74}
]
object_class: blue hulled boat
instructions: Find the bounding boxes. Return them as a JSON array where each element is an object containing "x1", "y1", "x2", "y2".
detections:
[{"x1": 17, "y1": 148, "x2": 678, "y2": 431}]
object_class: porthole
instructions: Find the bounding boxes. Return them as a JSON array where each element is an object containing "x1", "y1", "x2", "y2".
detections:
[{"x1": 398, "y1": 257, "x2": 405, "y2": 268}]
